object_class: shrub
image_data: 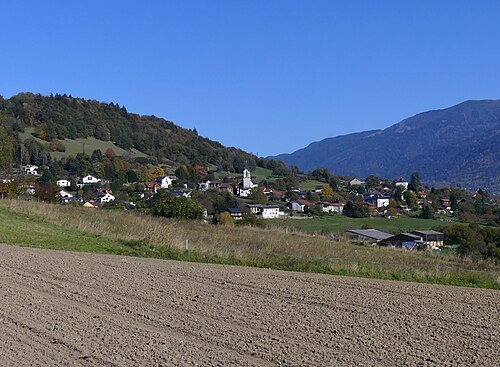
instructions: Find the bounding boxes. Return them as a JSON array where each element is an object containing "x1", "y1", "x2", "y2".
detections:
[{"x1": 153, "y1": 196, "x2": 204, "y2": 220}]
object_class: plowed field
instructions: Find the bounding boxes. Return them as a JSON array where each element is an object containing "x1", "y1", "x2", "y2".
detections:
[{"x1": 0, "y1": 244, "x2": 498, "y2": 366}]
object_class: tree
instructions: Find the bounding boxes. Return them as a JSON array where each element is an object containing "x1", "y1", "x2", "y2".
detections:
[
  {"x1": 403, "y1": 191, "x2": 418, "y2": 210},
  {"x1": 35, "y1": 183, "x2": 60, "y2": 203},
  {"x1": 343, "y1": 201, "x2": 369, "y2": 218},
  {"x1": 408, "y1": 172, "x2": 422, "y2": 192},
  {"x1": 365, "y1": 175, "x2": 380, "y2": 190},
  {"x1": 215, "y1": 212, "x2": 234, "y2": 227},
  {"x1": 419, "y1": 204, "x2": 434, "y2": 219},
  {"x1": 0, "y1": 127, "x2": 13, "y2": 172},
  {"x1": 320, "y1": 184, "x2": 334, "y2": 199},
  {"x1": 153, "y1": 196, "x2": 204, "y2": 220},
  {"x1": 126, "y1": 170, "x2": 138, "y2": 183},
  {"x1": 250, "y1": 188, "x2": 267, "y2": 204}
]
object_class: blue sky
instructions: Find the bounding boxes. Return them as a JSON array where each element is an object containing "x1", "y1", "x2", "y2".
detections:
[{"x1": 1, "y1": 1, "x2": 499, "y2": 156}]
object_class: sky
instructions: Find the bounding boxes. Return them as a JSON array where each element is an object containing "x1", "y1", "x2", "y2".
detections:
[{"x1": 1, "y1": 1, "x2": 499, "y2": 156}]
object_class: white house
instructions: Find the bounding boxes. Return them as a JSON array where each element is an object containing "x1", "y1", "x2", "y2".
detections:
[
  {"x1": 96, "y1": 193, "x2": 115, "y2": 204},
  {"x1": 363, "y1": 193, "x2": 390, "y2": 208},
  {"x1": 286, "y1": 199, "x2": 313, "y2": 213},
  {"x1": 155, "y1": 175, "x2": 176, "y2": 189},
  {"x1": 58, "y1": 190, "x2": 73, "y2": 199},
  {"x1": 394, "y1": 178, "x2": 409, "y2": 190},
  {"x1": 321, "y1": 202, "x2": 344, "y2": 214},
  {"x1": 199, "y1": 181, "x2": 210, "y2": 191},
  {"x1": 247, "y1": 204, "x2": 281, "y2": 219},
  {"x1": 80, "y1": 175, "x2": 101, "y2": 185},
  {"x1": 24, "y1": 165, "x2": 39, "y2": 176},
  {"x1": 349, "y1": 178, "x2": 365, "y2": 186},
  {"x1": 237, "y1": 187, "x2": 253, "y2": 198},
  {"x1": 57, "y1": 179, "x2": 71, "y2": 188}
]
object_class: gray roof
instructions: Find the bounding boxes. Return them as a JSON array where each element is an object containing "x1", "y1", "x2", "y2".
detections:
[
  {"x1": 412, "y1": 230, "x2": 443, "y2": 235},
  {"x1": 400, "y1": 233, "x2": 424, "y2": 240},
  {"x1": 346, "y1": 229, "x2": 393, "y2": 240}
]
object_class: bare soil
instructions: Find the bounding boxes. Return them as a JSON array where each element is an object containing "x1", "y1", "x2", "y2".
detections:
[{"x1": 0, "y1": 244, "x2": 498, "y2": 366}]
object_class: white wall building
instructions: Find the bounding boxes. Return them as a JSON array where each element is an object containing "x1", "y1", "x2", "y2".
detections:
[
  {"x1": 155, "y1": 175, "x2": 176, "y2": 189},
  {"x1": 57, "y1": 179, "x2": 71, "y2": 188},
  {"x1": 81, "y1": 175, "x2": 101, "y2": 184},
  {"x1": 97, "y1": 193, "x2": 115, "y2": 204},
  {"x1": 247, "y1": 204, "x2": 281, "y2": 219},
  {"x1": 24, "y1": 165, "x2": 39, "y2": 176}
]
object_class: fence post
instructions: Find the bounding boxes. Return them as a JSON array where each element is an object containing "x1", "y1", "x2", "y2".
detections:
[{"x1": 185, "y1": 239, "x2": 189, "y2": 253}]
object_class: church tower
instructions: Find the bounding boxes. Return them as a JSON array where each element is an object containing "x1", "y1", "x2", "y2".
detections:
[{"x1": 242, "y1": 169, "x2": 254, "y2": 189}]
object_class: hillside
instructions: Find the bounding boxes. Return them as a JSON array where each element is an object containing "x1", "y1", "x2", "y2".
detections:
[
  {"x1": 273, "y1": 100, "x2": 500, "y2": 192},
  {"x1": 0, "y1": 93, "x2": 259, "y2": 171}
]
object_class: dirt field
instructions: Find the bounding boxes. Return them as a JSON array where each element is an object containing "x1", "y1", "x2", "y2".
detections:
[{"x1": 0, "y1": 244, "x2": 498, "y2": 366}]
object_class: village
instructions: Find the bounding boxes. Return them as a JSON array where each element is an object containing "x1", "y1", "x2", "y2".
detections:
[{"x1": 2, "y1": 162, "x2": 480, "y2": 252}]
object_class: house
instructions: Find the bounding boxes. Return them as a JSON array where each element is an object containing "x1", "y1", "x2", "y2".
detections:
[
  {"x1": 394, "y1": 178, "x2": 409, "y2": 190},
  {"x1": 235, "y1": 186, "x2": 253, "y2": 198},
  {"x1": 199, "y1": 181, "x2": 210, "y2": 191},
  {"x1": 144, "y1": 182, "x2": 160, "y2": 193},
  {"x1": 61, "y1": 196, "x2": 84, "y2": 205},
  {"x1": 411, "y1": 230, "x2": 444, "y2": 248},
  {"x1": 263, "y1": 189, "x2": 283, "y2": 201},
  {"x1": 226, "y1": 208, "x2": 243, "y2": 220},
  {"x1": 320, "y1": 202, "x2": 344, "y2": 214},
  {"x1": 349, "y1": 178, "x2": 365, "y2": 186},
  {"x1": 380, "y1": 233, "x2": 424, "y2": 250},
  {"x1": 363, "y1": 193, "x2": 390, "y2": 208},
  {"x1": 56, "y1": 179, "x2": 71, "y2": 188},
  {"x1": 439, "y1": 198, "x2": 451, "y2": 212},
  {"x1": 58, "y1": 190, "x2": 73, "y2": 199},
  {"x1": 79, "y1": 175, "x2": 101, "y2": 186},
  {"x1": 218, "y1": 183, "x2": 233, "y2": 194},
  {"x1": 155, "y1": 175, "x2": 176, "y2": 189},
  {"x1": 95, "y1": 188, "x2": 113, "y2": 196},
  {"x1": 286, "y1": 199, "x2": 313, "y2": 213},
  {"x1": 314, "y1": 185, "x2": 324, "y2": 194},
  {"x1": 169, "y1": 190, "x2": 192, "y2": 198},
  {"x1": 83, "y1": 201, "x2": 98, "y2": 208},
  {"x1": 23, "y1": 165, "x2": 39, "y2": 176},
  {"x1": 247, "y1": 204, "x2": 282, "y2": 219},
  {"x1": 345, "y1": 229, "x2": 393, "y2": 244},
  {"x1": 96, "y1": 193, "x2": 115, "y2": 204}
]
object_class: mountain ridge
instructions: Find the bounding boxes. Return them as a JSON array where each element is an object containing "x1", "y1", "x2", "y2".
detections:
[{"x1": 272, "y1": 100, "x2": 500, "y2": 192}]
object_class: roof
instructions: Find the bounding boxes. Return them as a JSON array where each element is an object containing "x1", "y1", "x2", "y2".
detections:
[
  {"x1": 226, "y1": 208, "x2": 242, "y2": 214},
  {"x1": 412, "y1": 230, "x2": 443, "y2": 235},
  {"x1": 346, "y1": 229, "x2": 393, "y2": 241},
  {"x1": 247, "y1": 204, "x2": 280, "y2": 209},
  {"x1": 400, "y1": 233, "x2": 424, "y2": 240}
]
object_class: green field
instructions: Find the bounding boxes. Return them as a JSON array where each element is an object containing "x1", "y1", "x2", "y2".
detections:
[
  {"x1": 19, "y1": 128, "x2": 149, "y2": 160},
  {"x1": 298, "y1": 179, "x2": 325, "y2": 190},
  {"x1": 213, "y1": 166, "x2": 279, "y2": 183},
  {"x1": 0, "y1": 199, "x2": 498, "y2": 289},
  {"x1": 270, "y1": 214, "x2": 462, "y2": 235}
]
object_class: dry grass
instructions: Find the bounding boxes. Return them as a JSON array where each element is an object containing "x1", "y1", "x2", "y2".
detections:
[{"x1": 1, "y1": 199, "x2": 498, "y2": 288}]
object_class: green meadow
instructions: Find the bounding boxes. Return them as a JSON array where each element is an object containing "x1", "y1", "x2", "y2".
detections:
[{"x1": 0, "y1": 200, "x2": 498, "y2": 289}]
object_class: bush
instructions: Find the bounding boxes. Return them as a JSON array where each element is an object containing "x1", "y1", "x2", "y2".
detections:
[{"x1": 153, "y1": 196, "x2": 204, "y2": 220}]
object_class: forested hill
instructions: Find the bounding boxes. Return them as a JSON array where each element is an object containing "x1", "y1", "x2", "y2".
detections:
[
  {"x1": 0, "y1": 92, "x2": 260, "y2": 171},
  {"x1": 272, "y1": 100, "x2": 500, "y2": 193}
]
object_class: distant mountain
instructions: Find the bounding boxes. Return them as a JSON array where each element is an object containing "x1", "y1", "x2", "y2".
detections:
[{"x1": 272, "y1": 100, "x2": 500, "y2": 192}]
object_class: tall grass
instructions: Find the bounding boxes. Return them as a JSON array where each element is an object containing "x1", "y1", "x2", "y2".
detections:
[{"x1": 1, "y1": 199, "x2": 498, "y2": 289}]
